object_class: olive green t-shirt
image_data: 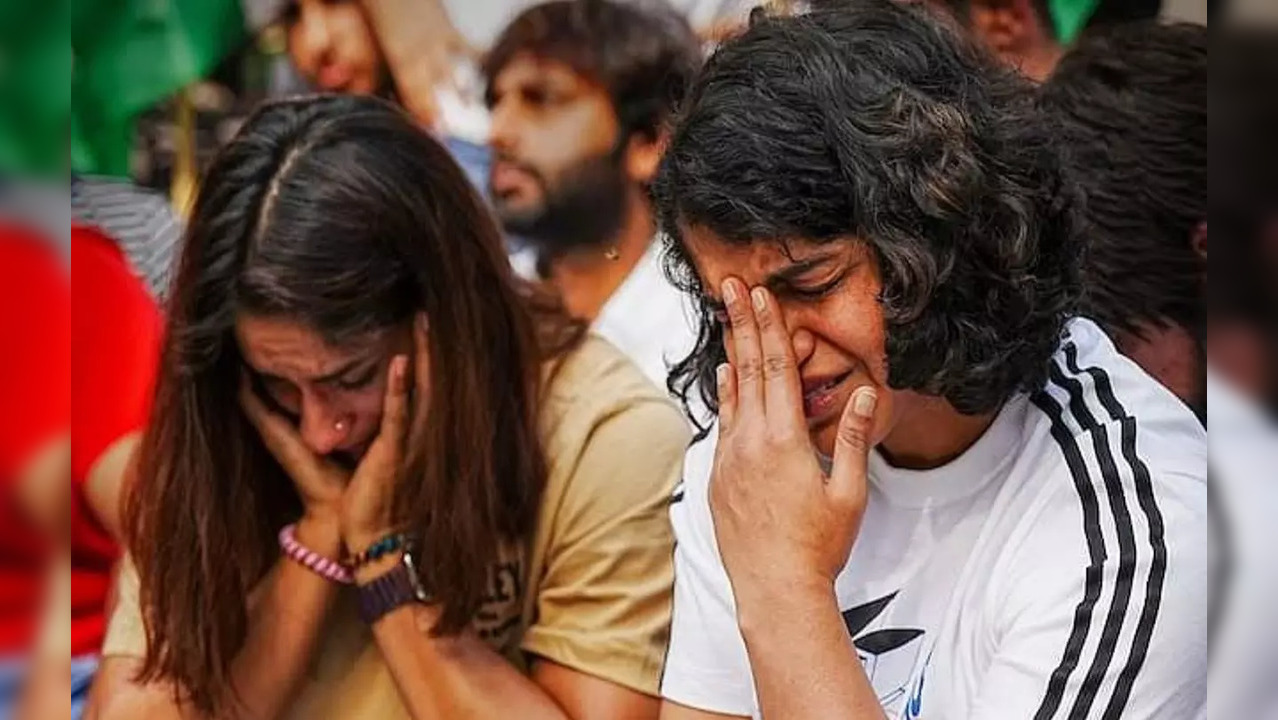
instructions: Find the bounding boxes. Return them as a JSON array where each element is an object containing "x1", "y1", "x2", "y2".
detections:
[{"x1": 102, "y1": 335, "x2": 690, "y2": 718}]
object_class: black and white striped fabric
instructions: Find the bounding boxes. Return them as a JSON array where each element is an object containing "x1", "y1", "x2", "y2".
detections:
[
  {"x1": 662, "y1": 317, "x2": 1208, "y2": 719},
  {"x1": 70, "y1": 175, "x2": 183, "y2": 301}
]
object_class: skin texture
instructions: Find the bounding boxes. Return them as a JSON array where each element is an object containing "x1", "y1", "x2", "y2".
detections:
[
  {"x1": 488, "y1": 54, "x2": 623, "y2": 224},
  {"x1": 661, "y1": 230, "x2": 998, "y2": 720},
  {"x1": 487, "y1": 53, "x2": 664, "y2": 322},
  {"x1": 287, "y1": 0, "x2": 385, "y2": 95},
  {"x1": 682, "y1": 228, "x2": 994, "y2": 465},
  {"x1": 90, "y1": 315, "x2": 659, "y2": 720},
  {"x1": 958, "y1": 0, "x2": 1063, "y2": 82},
  {"x1": 235, "y1": 315, "x2": 412, "y2": 463}
]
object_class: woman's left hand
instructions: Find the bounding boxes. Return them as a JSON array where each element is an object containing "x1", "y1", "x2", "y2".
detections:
[
  {"x1": 341, "y1": 315, "x2": 431, "y2": 553},
  {"x1": 709, "y1": 280, "x2": 878, "y2": 607}
]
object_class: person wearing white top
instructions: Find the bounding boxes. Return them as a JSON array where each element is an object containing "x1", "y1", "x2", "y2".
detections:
[
  {"x1": 485, "y1": 0, "x2": 703, "y2": 395},
  {"x1": 651, "y1": 3, "x2": 1207, "y2": 719}
]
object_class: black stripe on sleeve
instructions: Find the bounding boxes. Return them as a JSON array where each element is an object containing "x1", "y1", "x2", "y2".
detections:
[
  {"x1": 1047, "y1": 360, "x2": 1141, "y2": 720},
  {"x1": 1029, "y1": 387, "x2": 1109, "y2": 720},
  {"x1": 1060, "y1": 345, "x2": 1171, "y2": 720}
]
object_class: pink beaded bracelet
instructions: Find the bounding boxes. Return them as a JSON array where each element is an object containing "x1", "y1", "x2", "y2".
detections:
[{"x1": 278, "y1": 523, "x2": 354, "y2": 585}]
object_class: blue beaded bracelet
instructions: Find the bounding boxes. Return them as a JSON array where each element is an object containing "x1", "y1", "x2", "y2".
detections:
[{"x1": 354, "y1": 532, "x2": 410, "y2": 567}]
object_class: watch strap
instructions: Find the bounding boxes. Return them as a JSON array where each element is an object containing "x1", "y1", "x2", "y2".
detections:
[{"x1": 356, "y1": 551, "x2": 431, "y2": 624}]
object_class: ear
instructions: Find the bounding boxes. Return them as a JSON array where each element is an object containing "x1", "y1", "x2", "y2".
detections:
[
  {"x1": 624, "y1": 129, "x2": 666, "y2": 185},
  {"x1": 1191, "y1": 221, "x2": 1207, "y2": 262}
]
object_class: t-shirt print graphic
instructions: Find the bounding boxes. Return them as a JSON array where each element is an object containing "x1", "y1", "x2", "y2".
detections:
[{"x1": 842, "y1": 591, "x2": 927, "y2": 715}]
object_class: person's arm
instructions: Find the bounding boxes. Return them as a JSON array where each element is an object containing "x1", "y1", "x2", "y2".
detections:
[
  {"x1": 359, "y1": 0, "x2": 470, "y2": 129},
  {"x1": 88, "y1": 517, "x2": 342, "y2": 720},
  {"x1": 702, "y1": 281, "x2": 886, "y2": 719},
  {"x1": 354, "y1": 578, "x2": 660, "y2": 720},
  {"x1": 16, "y1": 554, "x2": 72, "y2": 720},
  {"x1": 91, "y1": 371, "x2": 367, "y2": 720},
  {"x1": 965, "y1": 466, "x2": 1207, "y2": 720},
  {"x1": 342, "y1": 331, "x2": 682, "y2": 720},
  {"x1": 657, "y1": 434, "x2": 751, "y2": 720},
  {"x1": 80, "y1": 433, "x2": 140, "y2": 541}
]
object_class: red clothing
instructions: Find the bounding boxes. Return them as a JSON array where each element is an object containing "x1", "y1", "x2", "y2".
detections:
[
  {"x1": 0, "y1": 225, "x2": 69, "y2": 654},
  {"x1": 70, "y1": 225, "x2": 162, "y2": 656}
]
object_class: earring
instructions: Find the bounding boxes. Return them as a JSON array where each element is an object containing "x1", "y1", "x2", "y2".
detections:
[
  {"x1": 604, "y1": 247, "x2": 621, "y2": 261},
  {"x1": 334, "y1": 419, "x2": 348, "y2": 433}
]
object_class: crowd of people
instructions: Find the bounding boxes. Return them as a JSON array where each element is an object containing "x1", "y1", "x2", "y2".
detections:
[{"x1": 0, "y1": 0, "x2": 1258, "y2": 718}]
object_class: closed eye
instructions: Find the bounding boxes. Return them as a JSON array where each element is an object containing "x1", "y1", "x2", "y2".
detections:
[
  {"x1": 782, "y1": 270, "x2": 848, "y2": 301},
  {"x1": 335, "y1": 365, "x2": 378, "y2": 391}
]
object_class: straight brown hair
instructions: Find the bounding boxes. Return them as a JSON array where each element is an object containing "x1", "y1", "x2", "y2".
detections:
[{"x1": 124, "y1": 94, "x2": 583, "y2": 714}]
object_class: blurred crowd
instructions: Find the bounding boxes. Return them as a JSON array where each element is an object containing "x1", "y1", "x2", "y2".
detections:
[{"x1": 0, "y1": 0, "x2": 1264, "y2": 719}]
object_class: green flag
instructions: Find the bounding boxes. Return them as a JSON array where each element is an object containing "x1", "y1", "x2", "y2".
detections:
[
  {"x1": 1050, "y1": 0, "x2": 1102, "y2": 45},
  {"x1": 0, "y1": 0, "x2": 71, "y2": 179},
  {"x1": 71, "y1": 0, "x2": 249, "y2": 177}
]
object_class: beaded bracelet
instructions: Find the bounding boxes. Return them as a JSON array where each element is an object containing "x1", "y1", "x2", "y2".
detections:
[
  {"x1": 352, "y1": 532, "x2": 410, "y2": 568},
  {"x1": 278, "y1": 524, "x2": 354, "y2": 585}
]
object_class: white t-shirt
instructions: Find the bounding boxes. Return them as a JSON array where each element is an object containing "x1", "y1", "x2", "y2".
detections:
[
  {"x1": 662, "y1": 317, "x2": 1208, "y2": 719},
  {"x1": 1206, "y1": 368, "x2": 1278, "y2": 719},
  {"x1": 510, "y1": 240, "x2": 700, "y2": 396}
]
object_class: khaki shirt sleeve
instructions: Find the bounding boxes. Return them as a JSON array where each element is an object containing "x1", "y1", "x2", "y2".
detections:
[
  {"x1": 521, "y1": 397, "x2": 688, "y2": 697},
  {"x1": 101, "y1": 554, "x2": 148, "y2": 658}
]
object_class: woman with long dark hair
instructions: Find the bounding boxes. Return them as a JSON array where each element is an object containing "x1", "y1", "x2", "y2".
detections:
[{"x1": 87, "y1": 94, "x2": 686, "y2": 720}]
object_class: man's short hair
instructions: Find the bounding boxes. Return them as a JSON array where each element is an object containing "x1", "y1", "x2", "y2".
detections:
[
  {"x1": 1040, "y1": 22, "x2": 1207, "y2": 340},
  {"x1": 483, "y1": 0, "x2": 702, "y2": 141},
  {"x1": 657, "y1": 0, "x2": 1082, "y2": 424}
]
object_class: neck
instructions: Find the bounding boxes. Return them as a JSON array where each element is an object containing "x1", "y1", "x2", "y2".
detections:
[
  {"x1": 1115, "y1": 321, "x2": 1205, "y2": 414},
  {"x1": 544, "y1": 188, "x2": 654, "y2": 322},
  {"x1": 879, "y1": 393, "x2": 998, "y2": 470}
]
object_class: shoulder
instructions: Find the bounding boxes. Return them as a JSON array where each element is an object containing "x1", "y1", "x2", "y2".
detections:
[
  {"x1": 980, "y1": 323, "x2": 1207, "y2": 703},
  {"x1": 1021, "y1": 318, "x2": 1206, "y2": 521},
  {"x1": 539, "y1": 333, "x2": 691, "y2": 486}
]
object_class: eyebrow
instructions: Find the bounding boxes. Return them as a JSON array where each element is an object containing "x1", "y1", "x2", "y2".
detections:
[
  {"x1": 254, "y1": 355, "x2": 375, "y2": 385},
  {"x1": 699, "y1": 251, "x2": 842, "y2": 310},
  {"x1": 312, "y1": 356, "x2": 376, "y2": 384}
]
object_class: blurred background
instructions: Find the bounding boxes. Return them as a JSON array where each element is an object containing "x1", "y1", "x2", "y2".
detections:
[{"x1": 0, "y1": 0, "x2": 1267, "y2": 718}]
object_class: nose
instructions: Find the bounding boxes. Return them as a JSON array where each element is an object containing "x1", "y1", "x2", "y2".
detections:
[
  {"x1": 487, "y1": 98, "x2": 517, "y2": 155},
  {"x1": 792, "y1": 327, "x2": 816, "y2": 365},
  {"x1": 298, "y1": 393, "x2": 350, "y2": 456}
]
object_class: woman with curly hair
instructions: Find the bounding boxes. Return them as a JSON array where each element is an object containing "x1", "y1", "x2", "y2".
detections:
[{"x1": 655, "y1": 2, "x2": 1207, "y2": 719}]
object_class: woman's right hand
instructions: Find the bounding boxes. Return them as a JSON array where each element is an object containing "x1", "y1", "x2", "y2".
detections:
[{"x1": 239, "y1": 375, "x2": 350, "y2": 527}]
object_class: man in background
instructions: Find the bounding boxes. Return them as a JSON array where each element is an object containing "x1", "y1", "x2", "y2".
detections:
[
  {"x1": 929, "y1": 0, "x2": 1161, "y2": 81},
  {"x1": 1039, "y1": 22, "x2": 1207, "y2": 421},
  {"x1": 484, "y1": 0, "x2": 705, "y2": 396}
]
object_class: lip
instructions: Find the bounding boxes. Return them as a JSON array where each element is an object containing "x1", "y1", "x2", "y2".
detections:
[
  {"x1": 317, "y1": 64, "x2": 353, "y2": 91},
  {"x1": 489, "y1": 162, "x2": 532, "y2": 195},
  {"x1": 801, "y1": 370, "x2": 853, "y2": 421}
]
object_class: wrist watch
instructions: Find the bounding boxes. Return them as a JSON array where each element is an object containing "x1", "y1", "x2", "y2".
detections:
[{"x1": 356, "y1": 544, "x2": 433, "y2": 624}]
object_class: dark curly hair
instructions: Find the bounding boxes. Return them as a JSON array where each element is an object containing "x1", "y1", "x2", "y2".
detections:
[
  {"x1": 655, "y1": 0, "x2": 1082, "y2": 436},
  {"x1": 482, "y1": 0, "x2": 701, "y2": 142},
  {"x1": 1040, "y1": 22, "x2": 1206, "y2": 343}
]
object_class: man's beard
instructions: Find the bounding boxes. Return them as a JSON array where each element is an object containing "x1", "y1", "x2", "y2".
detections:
[{"x1": 493, "y1": 152, "x2": 630, "y2": 259}]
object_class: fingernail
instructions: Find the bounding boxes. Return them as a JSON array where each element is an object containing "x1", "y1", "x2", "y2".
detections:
[
  {"x1": 751, "y1": 287, "x2": 766, "y2": 312},
  {"x1": 722, "y1": 280, "x2": 738, "y2": 304},
  {"x1": 716, "y1": 363, "x2": 729, "y2": 387},
  {"x1": 417, "y1": 314, "x2": 430, "y2": 332},
  {"x1": 852, "y1": 387, "x2": 877, "y2": 419}
]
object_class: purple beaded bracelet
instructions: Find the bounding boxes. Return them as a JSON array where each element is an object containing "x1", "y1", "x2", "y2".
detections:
[{"x1": 278, "y1": 523, "x2": 354, "y2": 585}]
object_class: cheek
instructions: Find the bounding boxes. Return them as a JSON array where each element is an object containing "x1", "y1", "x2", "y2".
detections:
[
  {"x1": 814, "y1": 296, "x2": 888, "y2": 382},
  {"x1": 346, "y1": 385, "x2": 388, "y2": 426},
  {"x1": 287, "y1": 28, "x2": 317, "y2": 73},
  {"x1": 531, "y1": 106, "x2": 615, "y2": 172}
]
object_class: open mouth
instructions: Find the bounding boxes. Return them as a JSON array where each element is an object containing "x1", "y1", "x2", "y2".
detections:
[{"x1": 802, "y1": 371, "x2": 853, "y2": 419}]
